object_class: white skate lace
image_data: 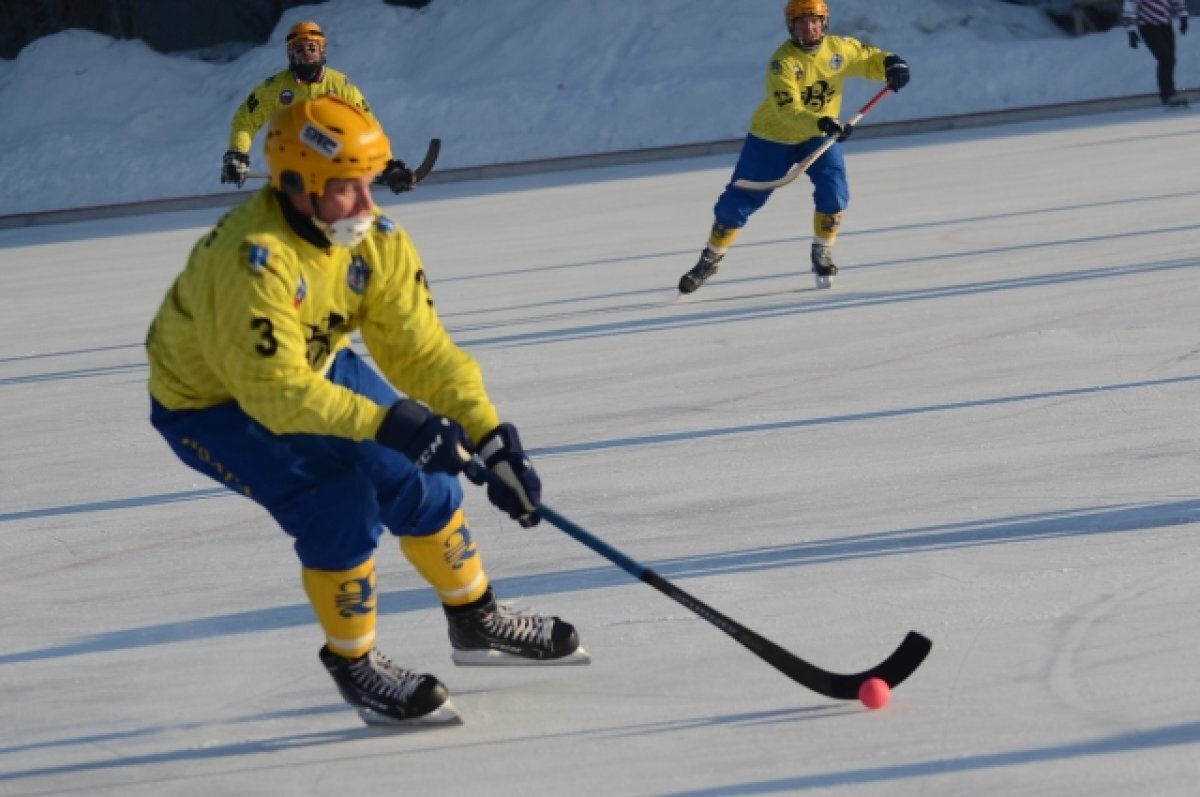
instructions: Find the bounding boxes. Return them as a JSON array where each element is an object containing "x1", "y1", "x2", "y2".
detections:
[
  {"x1": 483, "y1": 605, "x2": 554, "y2": 647},
  {"x1": 350, "y1": 650, "x2": 422, "y2": 702}
]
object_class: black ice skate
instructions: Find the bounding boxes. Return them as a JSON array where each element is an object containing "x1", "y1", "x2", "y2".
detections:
[
  {"x1": 678, "y1": 248, "x2": 725, "y2": 295},
  {"x1": 319, "y1": 645, "x2": 461, "y2": 726},
  {"x1": 446, "y1": 588, "x2": 590, "y2": 665},
  {"x1": 811, "y1": 242, "x2": 838, "y2": 289}
]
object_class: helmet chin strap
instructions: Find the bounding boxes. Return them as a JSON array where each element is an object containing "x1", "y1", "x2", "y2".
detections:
[{"x1": 290, "y1": 59, "x2": 326, "y2": 83}]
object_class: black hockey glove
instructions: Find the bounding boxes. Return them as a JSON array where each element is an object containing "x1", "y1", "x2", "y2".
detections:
[
  {"x1": 884, "y1": 55, "x2": 910, "y2": 92},
  {"x1": 1128, "y1": 30, "x2": 1139, "y2": 48},
  {"x1": 376, "y1": 399, "x2": 473, "y2": 475},
  {"x1": 380, "y1": 159, "x2": 416, "y2": 194},
  {"x1": 221, "y1": 150, "x2": 250, "y2": 187},
  {"x1": 470, "y1": 423, "x2": 542, "y2": 527},
  {"x1": 1181, "y1": 17, "x2": 1188, "y2": 35},
  {"x1": 817, "y1": 115, "x2": 852, "y2": 142}
]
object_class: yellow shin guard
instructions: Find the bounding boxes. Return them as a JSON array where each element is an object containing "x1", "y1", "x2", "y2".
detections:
[
  {"x1": 707, "y1": 222, "x2": 741, "y2": 254},
  {"x1": 302, "y1": 558, "x2": 378, "y2": 658},
  {"x1": 813, "y1": 211, "x2": 843, "y2": 246},
  {"x1": 400, "y1": 509, "x2": 489, "y2": 608}
]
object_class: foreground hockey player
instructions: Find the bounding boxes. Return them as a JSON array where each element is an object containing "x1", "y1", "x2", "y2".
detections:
[
  {"x1": 220, "y1": 20, "x2": 417, "y2": 194},
  {"x1": 677, "y1": 0, "x2": 910, "y2": 294},
  {"x1": 147, "y1": 95, "x2": 587, "y2": 727}
]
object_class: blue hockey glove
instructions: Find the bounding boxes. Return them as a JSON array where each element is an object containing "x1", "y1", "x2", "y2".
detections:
[
  {"x1": 884, "y1": 55, "x2": 910, "y2": 91},
  {"x1": 376, "y1": 399, "x2": 473, "y2": 475},
  {"x1": 817, "y1": 116, "x2": 852, "y2": 142},
  {"x1": 474, "y1": 423, "x2": 542, "y2": 527},
  {"x1": 380, "y1": 159, "x2": 416, "y2": 194}
]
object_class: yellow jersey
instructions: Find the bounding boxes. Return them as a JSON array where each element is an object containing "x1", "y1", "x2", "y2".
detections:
[
  {"x1": 227, "y1": 67, "x2": 372, "y2": 154},
  {"x1": 146, "y1": 188, "x2": 501, "y2": 443},
  {"x1": 749, "y1": 36, "x2": 891, "y2": 143}
]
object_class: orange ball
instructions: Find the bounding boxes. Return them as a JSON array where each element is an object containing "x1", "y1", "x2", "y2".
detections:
[{"x1": 858, "y1": 677, "x2": 890, "y2": 710}]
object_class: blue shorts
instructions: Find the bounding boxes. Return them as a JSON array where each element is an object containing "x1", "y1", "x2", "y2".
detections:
[
  {"x1": 713, "y1": 133, "x2": 849, "y2": 230},
  {"x1": 149, "y1": 348, "x2": 462, "y2": 571}
]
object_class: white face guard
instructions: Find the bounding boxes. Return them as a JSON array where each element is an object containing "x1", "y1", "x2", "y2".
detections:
[{"x1": 313, "y1": 213, "x2": 373, "y2": 248}]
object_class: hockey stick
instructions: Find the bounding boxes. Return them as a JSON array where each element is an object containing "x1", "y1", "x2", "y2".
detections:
[
  {"x1": 732, "y1": 86, "x2": 892, "y2": 192},
  {"x1": 408, "y1": 137, "x2": 442, "y2": 183},
  {"x1": 463, "y1": 459, "x2": 932, "y2": 700},
  {"x1": 245, "y1": 137, "x2": 442, "y2": 186}
]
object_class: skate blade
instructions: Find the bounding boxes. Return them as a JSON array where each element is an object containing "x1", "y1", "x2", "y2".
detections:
[
  {"x1": 452, "y1": 645, "x2": 591, "y2": 666},
  {"x1": 356, "y1": 700, "x2": 463, "y2": 727},
  {"x1": 814, "y1": 275, "x2": 833, "y2": 290}
]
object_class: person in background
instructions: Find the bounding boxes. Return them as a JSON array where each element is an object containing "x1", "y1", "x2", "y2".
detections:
[
  {"x1": 1124, "y1": 0, "x2": 1189, "y2": 107},
  {"x1": 220, "y1": 21, "x2": 417, "y2": 192},
  {"x1": 151, "y1": 95, "x2": 588, "y2": 728},
  {"x1": 677, "y1": 0, "x2": 909, "y2": 295}
]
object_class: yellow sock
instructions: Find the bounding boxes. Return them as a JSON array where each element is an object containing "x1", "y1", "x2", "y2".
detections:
[
  {"x1": 813, "y1": 211, "x2": 843, "y2": 247},
  {"x1": 302, "y1": 558, "x2": 377, "y2": 658},
  {"x1": 400, "y1": 508, "x2": 489, "y2": 608},
  {"x1": 707, "y1": 222, "x2": 740, "y2": 254}
]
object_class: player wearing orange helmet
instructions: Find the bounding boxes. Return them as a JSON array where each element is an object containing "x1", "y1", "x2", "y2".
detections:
[
  {"x1": 221, "y1": 21, "x2": 417, "y2": 194},
  {"x1": 151, "y1": 95, "x2": 588, "y2": 728},
  {"x1": 678, "y1": 0, "x2": 910, "y2": 293}
]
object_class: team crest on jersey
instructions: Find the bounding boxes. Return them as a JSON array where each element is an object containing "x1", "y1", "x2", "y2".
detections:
[
  {"x1": 347, "y1": 256, "x2": 371, "y2": 294},
  {"x1": 830, "y1": 54, "x2": 843, "y2": 70},
  {"x1": 280, "y1": 89, "x2": 294, "y2": 105},
  {"x1": 770, "y1": 60, "x2": 782, "y2": 75},
  {"x1": 246, "y1": 244, "x2": 270, "y2": 272},
  {"x1": 375, "y1": 215, "x2": 396, "y2": 234},
  {"x1": 794, "y1": 65, "x2": 805, "y2": 80},
  {"x1": 293, "y1": 277, "x2": 308, "y2": 308}
]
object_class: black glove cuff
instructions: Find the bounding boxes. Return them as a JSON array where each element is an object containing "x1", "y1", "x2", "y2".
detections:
[{"x1": 376, "y1": 399, "x2": 431, "y2": 451}]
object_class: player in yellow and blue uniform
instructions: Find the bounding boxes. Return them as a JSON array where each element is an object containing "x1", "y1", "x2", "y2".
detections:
[
  {"x1": 220, "y1": 21, "x2": 416, "y2": 194},
  {"x1": 150, "y1": 95, "x2": 587, "y2": 728},
  {"x1": 678, "y1": 0, "x2": 909, "y2": 294}
]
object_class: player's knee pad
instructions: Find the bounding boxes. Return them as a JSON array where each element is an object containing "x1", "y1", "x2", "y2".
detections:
[
  {"x1": 399, "y1": 508, "x2": 489, "y2": 607},
  {"x1": 302, "y1": 557, "x2": 377, "y2": 657}
]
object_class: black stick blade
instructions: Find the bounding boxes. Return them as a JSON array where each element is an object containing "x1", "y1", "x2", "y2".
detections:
[
  {"x1": 824, "y1": 631, "x2": 933, "y2": 699},
  {"x1": 411, "y1": 138, "x2": 442, "y2": 183}
]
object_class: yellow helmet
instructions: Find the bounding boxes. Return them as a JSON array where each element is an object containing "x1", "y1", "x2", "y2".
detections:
[
  {"x1": 286, "y1": 21, "x2": 326, "y2": 53},
  {"x1": 785, "y1": 0, "x2": 830, "y2": 25},
  {"x1": 264, "y1": 95, "x2": 391, "y2": 197}
]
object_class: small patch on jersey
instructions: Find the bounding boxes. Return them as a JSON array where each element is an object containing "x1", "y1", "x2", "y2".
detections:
[
  {"x1": 375, "y1": 215, "x2": 396, "y2": 234},
  {"x1": 770, "y1": 60, "x2": 782, "y2": 75},
  {"x1": 830, "y1": 54, "x2": 843, "y2": 70},
  {"x1": 294, "y1": 277, "x2": 308, "y2": 308},
  {"x1": 247, "y1": 244, "x2": 270, "y2": 272},
  {"x1": 794, "y1": 65, "x2": 805, "y2": 80},
  {"x1": 280, "y1": 89, "x2": 294, "y2": 105},
  {"x1": 348, "y1": 256, "x2": 371, "y2": 294}
]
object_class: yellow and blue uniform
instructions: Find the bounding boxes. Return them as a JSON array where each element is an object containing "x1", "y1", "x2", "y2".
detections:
[
  {"x1": 712, "y1": 35, "x2": 893, "y2": 246},
  {"x1": 147, "y1": 187, "x2": 498, "y2": 577},
  {"x1": 749, "y1": 36, "x2": 889, "y2": 143},
  {"x1": 227, "y1": 68, "x2": 371, "y2": 155}
]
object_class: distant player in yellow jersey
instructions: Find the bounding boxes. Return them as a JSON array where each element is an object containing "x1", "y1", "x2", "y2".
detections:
[
  {"x1": 220, "y1": 21, "x2": 417, "y2": 194},
  {"x1": 151, "y1": 95, "x2": 588, "y2": 727},
  {"x1": 677, "y1": 0, "x2": 909, "y2": 294}
]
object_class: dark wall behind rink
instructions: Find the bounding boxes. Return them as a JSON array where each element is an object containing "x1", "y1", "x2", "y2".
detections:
[{"x1": 0, "y1": 0, "x2": 433, "y2": 60}]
